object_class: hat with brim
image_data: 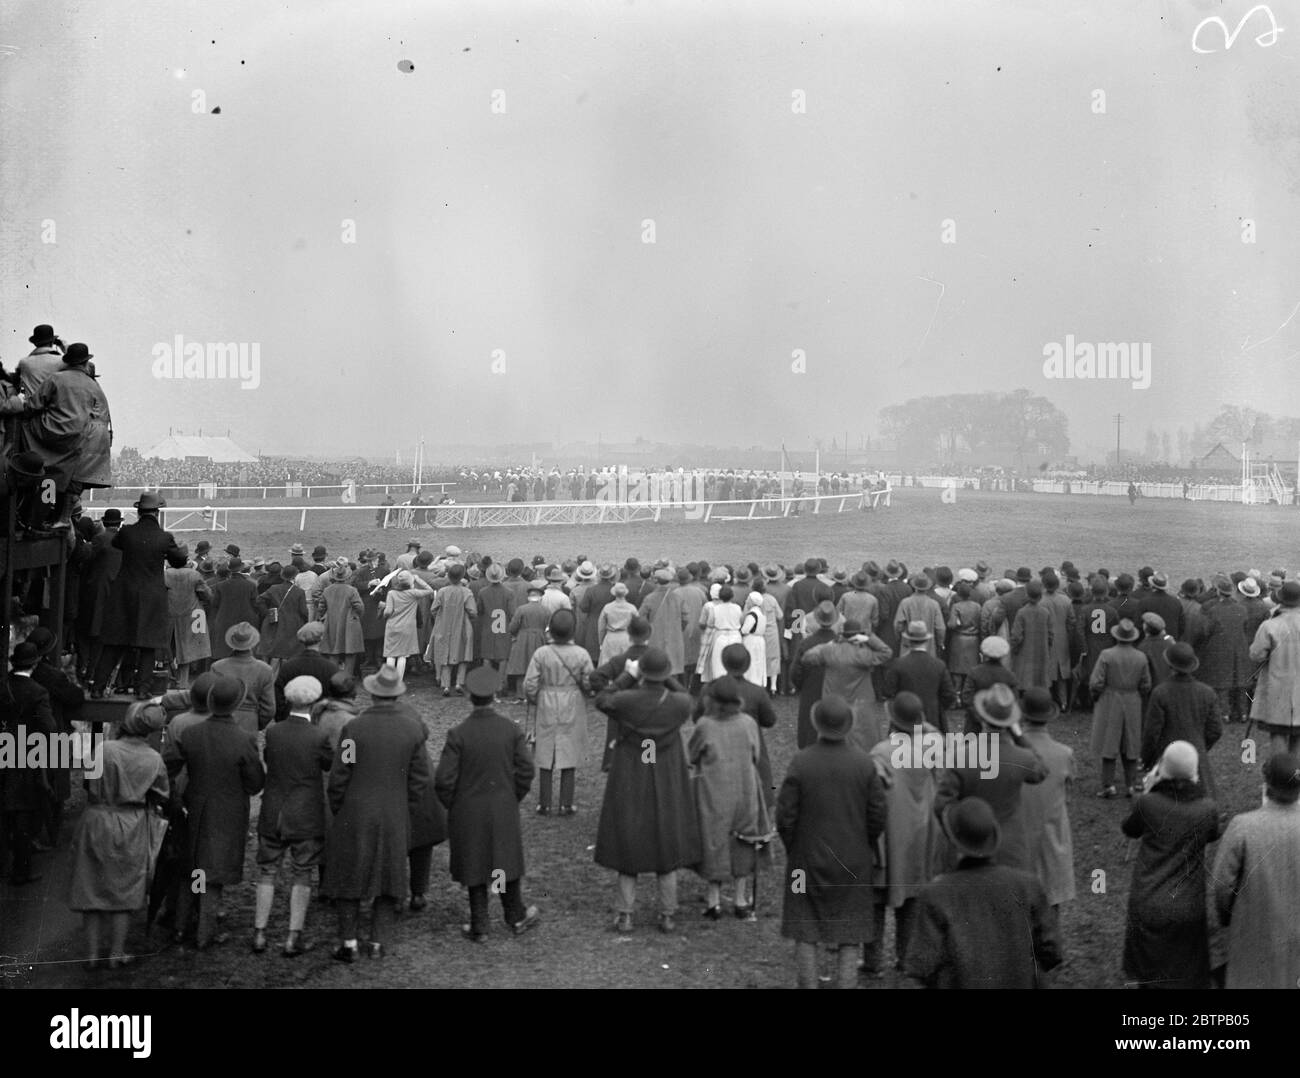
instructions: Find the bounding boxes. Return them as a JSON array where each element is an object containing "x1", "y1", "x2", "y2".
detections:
[
  {"x1": 63, "y1": 343, "x2": 92, "y2": 365},
  {"x1": 941, "y1": 798, "x2": 1001, "y2": 860},
  {"x1": 9, "y1": 642, "x2": 41, "y2": 669},
  {"x1": 224, "y1": 621, "x2": 260, "y2": 651},
  {"x1": 1164, "y1": 642, "x2": 1199, "y2": 673},
  {"x1": 811, "y1": 695, "x2": 853, "y2": 741},
  {"x1": 134, "y1": 492, "x2": 166, "y2": 512},
  {"x1": 576, "y1": 561, "x2": 596, "y2": 581},
  {"x1": 362, "y1": 665, "x2": 407, "y2": 697},
  {"x1": 902, "y1": 619, "x2": 932, "y2": 643},
  {"x1": 812, "y1": 600, "x2": 837, "y2": 627},
  {"x1": 1111, "y1": 618, "x2": 1140, "y2": 643},
  {"x1": 546, "y1": 566, "x2": 566, "y2": 583},
  {"x1": 1020, "y1": 687, "x2": 1058, "y2": 724},
  {"x1": 973, "y1": 683, "x2": 1020, "y2": 727},
  {"x1": 1238, "y1": 578, "x2": 1261, "y2": 598},
  {"x1": 289, "y1": 543, "x2": 306, "y2": 557},
  {"x1": 485, "y1": 563, "x2": 505, "y2": 583},
  {"x1": 598, "y1": 564, "x2": 617, "y2": 581},
  {"x1": 29, "y1": 324, "x2": 55, "y2": 345},
  {"x1": 1280, "y1": 581, "x2": 1300, "y2": 607},
  {"x1": 762, "y1": 565, "x2": 780, "y2": 581},
  {"x1": 26, "y1": 627, "x2": 57, "y2": 656},
  {"x1": 526, "y1": 579, "x2": 546, "y2": 593}
]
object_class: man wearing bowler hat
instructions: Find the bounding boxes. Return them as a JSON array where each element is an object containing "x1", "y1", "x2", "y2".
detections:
[
  {"x1": 16, "y1": 324, "x2": 65, "y2": 395},
  {"x1": 883, "y1": 620, "x2": 958, "y2": 734},
  {"x1": 1017, "y1": 687, "x2": 1077, "y2": 940},
  {"x1": 903, "y1": 797, "x2": 1061, "y2": 989},
  {"x1": 434, "y1": 666, "x2": 540, "y2": 942},
  {"x1": 92, "y1": 491, "x2": 181, "y2": 698},
  {"x1": 16, "y1": 341, "x2": 112, "y2": 529},
  {"x1": 1142, "y1": 641, "x2": 1222, "y2": 797}
]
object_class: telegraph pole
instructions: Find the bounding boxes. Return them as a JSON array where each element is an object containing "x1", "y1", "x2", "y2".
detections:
[{"x1": 1114, "y1": 413, "x2": 1123, "y2": 467}]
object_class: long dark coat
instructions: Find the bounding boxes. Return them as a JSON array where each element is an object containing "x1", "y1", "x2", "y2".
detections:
[
  {"x1": 209, "y1": 575, "x2": 261, "y2": 660},
  {"x1": 434, "y1": 705, "x2": 534, "y2": 885},
  {"x1": 883, "y1": 650, "x2": 958, "y2": 733},
  {"x1": 1, "y1": 676, "x2": 55, "y2": 812},
  {"x1": 1142, "y1": 673, "x2": 1222, "y2": 795},
  {"x1": 790, "y1": 626, "x2": 837, "y2": 747},
  {"x1": 20, "y1": 364, "x2": 112, "y2": 488},
  {"x1": 260, "y1": 716, "x2": 333, "y2": 841},
  {"x1": 172, "y1": 714, "x2": 265, "y2": 885},
  {"x1": 76, "y1": 524, "x2": 121, "y2": 638},
  {"x1": 1010, "y1": 601, "x2": 1054, "y2": 690},
  {"x1": 31, "y1": 658, "x2": 84, "y2": 804},
  {"x1": 777, "y1": 738, "x2": 886, "y2": 943},
  {"x1": 319, "y1": 581, "x2": 364, "y2": 655},
  {"x1": 324, "y1": 700, "x2": 430, "y2": 900},
  {"x1": 475, "y1": 581, "x2": 517, "y2": 663},
  {"x1": 397, "y1": 702, "x2": 447, "y2": 850},
  {"x1": 1196, "y1": 596, "x2": 1251, "y2": 690},
  {"x1": 593, "y1": 684, "x2": 700, "y2": 875},
  {"x1": 1077, "y1": 599, "x2": 1118, "y2": 687},
  {"x1": 577, "y1": 581, "x2": 614, "y2": 662},
  {"x1": 1122, "y1": 780, "x2": 1220, "y2": 989},
  {"x1": 99, "y1": 516, "x2": 181, "y2": 649}
]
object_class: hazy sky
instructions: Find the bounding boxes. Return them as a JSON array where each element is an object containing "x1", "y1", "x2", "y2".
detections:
[{"x1": 3, "y1": 0, "x2": 1298, "y2": 462}]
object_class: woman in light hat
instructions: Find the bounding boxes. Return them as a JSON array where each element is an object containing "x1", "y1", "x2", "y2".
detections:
[
  {"x1": 597, "y1": 581, "x2": 638, "y2": 664},
  {"x1": 506, "y1": 578, "x2": 551, "y2": 701},
  {"x1": 1121, "y1": 740, "x2": 1220, "y2": 989},
  {"x1": 68, "y1": 701, "x2": 170, "y2": 970},
  {"x1": 382, "y1": 568, "x2": 433, "y2": 682},
  {"x1": 960, "y1": 634, "x2": 1018, "y2": 734},
  {"x1": 1089, "y1": 618, "x2": 1152, "y2": 798}
]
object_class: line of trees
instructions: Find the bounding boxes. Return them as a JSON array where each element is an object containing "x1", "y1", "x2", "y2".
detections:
[{"x1": 879, "y1": 388, "x2": 1070, "y2": 466}]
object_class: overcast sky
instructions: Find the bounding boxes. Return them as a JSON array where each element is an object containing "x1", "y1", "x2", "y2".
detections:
[{"x1": 3, "y1": 0, "x2": 1297, "y2": 462}]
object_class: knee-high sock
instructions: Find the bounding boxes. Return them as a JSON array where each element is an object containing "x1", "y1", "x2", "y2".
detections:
[
  {"x1": 254, "y1": 883, "x2": 275, "y2": 930},
  {"x1": 288, "y1": 884, "x2": 311, "y2": 933}
]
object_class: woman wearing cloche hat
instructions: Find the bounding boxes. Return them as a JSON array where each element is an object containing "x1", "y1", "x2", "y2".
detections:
[{"x1": 1089, "y1": 618, "x2": 1152, "y2": 799}]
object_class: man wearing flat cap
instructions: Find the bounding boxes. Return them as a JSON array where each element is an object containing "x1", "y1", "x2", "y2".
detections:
[
  {"x1": 434, "y1": 666, "x2": 539, "y2": 942},
  {"x1": 92, "y1": 491, "x2": 182, "y2": 698},
  {"x1": 1213, "y1": 752, "x2": 1300, "y2": 989}
]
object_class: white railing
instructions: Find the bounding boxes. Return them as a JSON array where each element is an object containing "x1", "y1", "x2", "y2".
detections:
[{"x1": 82, "y1": 488, "x2": 891, "y2": 533}]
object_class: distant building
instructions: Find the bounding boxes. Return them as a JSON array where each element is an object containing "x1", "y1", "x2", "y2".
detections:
[{"x1": 1198, "y1": 442, "x2": 1239, "y2": 469}]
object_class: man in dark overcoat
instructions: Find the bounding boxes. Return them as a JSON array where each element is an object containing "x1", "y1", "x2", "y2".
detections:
[
  {"x1": 324, "y1": 664, "x2": 430, "y2": 962},
  {"x1": 25, "y1": 627, "x2": 83, "y2": 847},
  {"x1": 1142, "y1": 643, "x2": 1223, "y2": 797},
  {"x1": 593, "y1": 647, "x2": 699, "y2": 934},
  {"x1": 789, "y1": 601, "x2": 838, "y2": 746},
  {"x1": 903, "y1": 797, "x2": 1062, "y2": 988},
  {"x1": 434, "y1": 666, "x2": 539, "y2": 941},
  {"x1": 883, "y1": 621, "x2": 959, "y2": 734},
  {"x1": 167, "y1": 675, "x2": 265, "y2": 949},
  {"x1": 777, "y1": 695, "x2": 886, "y2": 988},
  {"x1": 92, "y1": 492, "x2": 181, "y2": 697},
  {"x1": 2, "y1": 644, "x2": 56, "y2": 884},
  {"x1": 474, "y1": 564, "x2": 517, "y2": 690},
  {"x1": 75, "y1": 508, "x2": 122, "y2": 682}
]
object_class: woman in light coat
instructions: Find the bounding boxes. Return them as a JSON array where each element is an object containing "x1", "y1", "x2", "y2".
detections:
[
  {"x1": 1089, "y1": 618, "x2": 1152, "y2": 798},
  {"x1": 597, "y1": 582, "x2": 638, "y2": 663},
  {"x1": 425, "y1": 562, "x2": 476, "y2": 696},
  {"x1": 523, "y1": 610, "x2": 594, "y2": 816},
  {"x1": 382, "y1": 570, "x2": 433, "y2": 681},
  {"x1": 67, "y1": 703, "x2": 170, "y2": 969},
  {"x1": 688, "y1": 678, "x2": 768, "y2": 919},
  {"x1": 699, "y1": 585, "x2": 743, "y2": 685},
  {"x1": 319, "y1": 561, "x2": 365, "y2": 675},
  {"x1": 749, "y1": 578, "x2": 783, "y2": 691}
]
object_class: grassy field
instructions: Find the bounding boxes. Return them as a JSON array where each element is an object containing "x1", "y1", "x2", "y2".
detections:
[{"x1": 16, "y1": 486, "x2": 1293, "y2": 989}]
